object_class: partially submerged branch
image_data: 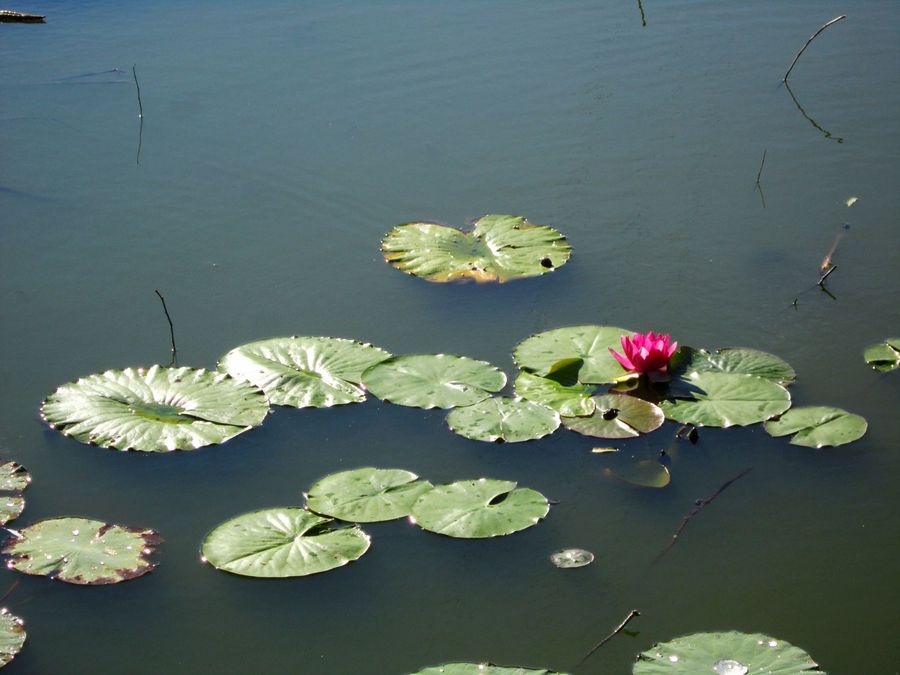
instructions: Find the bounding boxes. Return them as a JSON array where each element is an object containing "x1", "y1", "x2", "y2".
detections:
[
  {"x1": 576, "y1": 609, "x2": 641, "y2": 669},
  {"x1": 154, "y1": 289, "x2": 177, "y2": 365},
  {"x1": 783, "y1": 15, "x2": 846, "y2": 83}
]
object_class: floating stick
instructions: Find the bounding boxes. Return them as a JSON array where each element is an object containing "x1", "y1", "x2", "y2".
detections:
[
  {"x1": 636, "y1": 0, "x2": 646, "y2": 27},
  {"x1": 132, "y1": 64, "x2": 143, "y2": 118},
  {"x1": 653, "y1": 467, "x2": 753, "y2": 564},
  {"x1": 784, "y1": 82, "x2": 843, "y2": 143},
  {"x1": 755, "y1": 149, "x2": 767, "y2": 185},
  {"x1": 154, "y1": 289, "x2": 177, "y2": 365},
  {"x1": 576, "y1": 609, "x2": 641, "y2": 668},
  {"x1": 783, "y1": 15, "x2": 846, "y2": 83}
]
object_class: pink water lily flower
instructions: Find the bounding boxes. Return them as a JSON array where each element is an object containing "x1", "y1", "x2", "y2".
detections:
[{"x1": 609, "y1": 331, "x2": 678, "y2": 375}]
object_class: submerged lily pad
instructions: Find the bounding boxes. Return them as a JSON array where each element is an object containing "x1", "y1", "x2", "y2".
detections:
[
  {"x1": 562, "y1": 395, "x2": 664, "y2": 439},
  {"x1": 633, "y1": 631, "x2": 824, "y2": 674},
  {"x1": 514, "y1": 371, "x2": 595, "y2": 417},
  {"x1": 218, "y1": 336, "x2": 391, "y2": 408},
  {"x1": 410, "y1": 478, "x2": 549, "y2": 538},
  {"x1": 764, "y1": 406, "x2": 867, "y2": 448},
  {"x1": 202, "y1": 508, "x2": 370, "y2": 578},
  {"x1": 606, "y1": 460, "x2": 671, "y2": 488},
  {"x1": 671, "y1": 347, "x2": 795, "y2": 385},
  {"x1": 0, "y1": 609, "x2": 25, "y2": 668},
  {"x1": 382, "y1": 214, "x2": 571, "y2": 283},
  {"x1": 41, "y1": 365, "x2": 269, "y2": 452},
  {"x1": 306, "y1": 468, "x2": 433, "y2": 522},
  {"x1": 513, "y1": 326, "x2": 634, "y2": 384},
  {"x1": 0, "y1": 462, "x2": 30, "y2": 526},
  {"x1": 550, "y1": 548, "x2": 594, "y2": 568},
  {"x1": 863, "y1": 338, "x2": 900, "y2": 372},
  {"x1": 446, "y1": 397, "x2": 560, "y2": 443},
  {"x1": 362, "y1": 354, "x2": 506, "y2": 409},
  {"x1": 3, "y1": 517, "x2": 162, "y2": 585},
  {"x1": 414, "y1": 665, "x2": 566, "y2": 675},
  {"x1": 660, "y1": 372, "x2": 791, "y2": 428}
]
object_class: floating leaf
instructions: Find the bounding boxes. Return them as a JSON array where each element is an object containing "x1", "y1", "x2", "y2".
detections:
[
  {"x1": 863, "y1": 338, "x2": 900, "y2": 372},
  {"x1": 410, "y1": 478, "x2": 549, "y2": 538},
  {"x1": 3, "y1": 517, "x2": 162, "y2": 585},
  {"x1": 0, "y1": 498, "x2": 24, "y2": 527},
  {"x1": 218, "y1": 336, "x2": 391, "y2": 408},
  {"x1": 446, "y1": 397, "x2": 560, "y2": 443},
  {"x1": 413, "y1": 664, "x2": 567, "y2": 675},
  {"x1": 513, "y1": 326, "x2": 634, "y2": 384},
  {"x1": 362, "y1": 354, "x2": 506, "y2": 409},
  {"x1": 660, "y1": 372, "x2": 791, "y2": 428},
  {"x1": 592, "y1": 447, "x2": 619, "y2": 454},
  {"x1": 550, "y1": 548, "x2": 594, "y2": 568},
  {"x1": 562, "y1": 395, "x2": 664, "y2": 439},
  {"x1": 514, "y1": 371, "x2": 595, "y2": 417},
  {"x1": 606, "y1": 460, "x2": 670, "y2": 488},
  {"x1": 845, "y1": 196, "x2": 858, "y2": 207},
  {"x1": 0, "y1": 609, "x2": 25, "y2": 668},
  {"x1": 202, "y1": 508, "x2": 370, "y2": 578},
  {"x1": 633, "y1": 631, "x2": 823, "y2": 674},
  {"x1": 381, "y1": 214, "x2": 571, "y2": 283},
  {"x1": 764, "y1": 406, "x2": 867, "y2": 448},
  {"x1": 671, "y1": 347, "x2": 795, "y2": 385},
  {"x1": 41, "y1": 365, "x2": 269, "y2": 452},
  {"x1": 306, "y1": 468, "x2": 433, "y2": 523},
  {"x1": 0, "y1": 463, "x2": 30, "y2": 493}
]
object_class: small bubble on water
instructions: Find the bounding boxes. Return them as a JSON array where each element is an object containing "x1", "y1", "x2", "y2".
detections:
[{"x1": 714, "y1": 659, "x2": 749, "y2": 675}]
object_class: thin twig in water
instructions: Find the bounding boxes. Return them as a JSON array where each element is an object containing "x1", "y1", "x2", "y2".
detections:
[
  {"x1": 133, "y1": 65, "x2": 144, "y2": 164},
  {"x1": 0, "y1": 579, "x2": 20, "y2": 606},
  {"x1": 132, "y1": 64, "x2": 143, "y2": 118},
  {"x1": 576, "y1": 609, "x2": 640, "y2": 669},
  {"x1": 783, "y1": 15, "x2": 846, "y2": 83},
  {"x1": 636, "y1": 0, "x2": 646, "y2": 27},
  {"x1": 652, "y1": 467, "x2": 753, "y2": 565},
  {"x1": 818, "y1": 264, "x2": 836, "y2": 286},
  {"x1": 154, "y1": 289, "x2": 177, "y2": 365},
  {"x1": 755, "y1": 149, "x2": 767, "y2": 185},
  {"x1": 784, "y1": 82, "x2": 843, "y2": 143}
]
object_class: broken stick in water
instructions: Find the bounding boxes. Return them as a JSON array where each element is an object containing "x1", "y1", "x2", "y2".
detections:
[
  {"x1": 576, "y1": 609, "x2": 641, "y2": 668},
  {"x1": 783, "y1": 15, "x2": 846, "y2": 83},
  {"x1": 154, "y1": 289, "x2": 177, "y2": 365}
]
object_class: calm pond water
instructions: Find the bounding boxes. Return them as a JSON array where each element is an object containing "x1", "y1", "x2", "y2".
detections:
[{"x1": 2, "y1": 1, "x2": 899, "y2": 673}]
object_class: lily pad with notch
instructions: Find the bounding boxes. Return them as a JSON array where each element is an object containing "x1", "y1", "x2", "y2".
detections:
[
  {"x1": 513, "y1": 326, "x2": 635, "y2": 384},
  {"x1": 670, "y1": 347, "x2": 795, "y2": 385},
  {"x1": 0, "y1": 609, "x2": 25, "y2": 668},
  {"x1": 562, "y1": 394, "x2": 664, "y2": 439},
  {"x1": 202, "y1": 508, "x2": 370, "y2": 578},
  {"x1": 410, "y1": 478, "x2": 549, "y2": 538},
  {"x1": 446, "y1": 397, "x2": 560, "y2": 443},
  {"x1": 863, "y1": 338, "x2": 900, "y2": 372},
  {"x1": 41, "y1": 365, "x2": 269, "y2": 452},
  {"x1": 218, "y1": 336, "x2": 391, "y2": 408},
  {"x1": 514, "y1": 369, "x2": 596, "y2": 417},
  {"x1": 2, "y1": 517, "x2": 163, "y2": 585},
  {"x1": 306, "y1": 467, "x2": 433, "y2": 522},
  {"x1": 660, "y1": 372, "x2": 791, "y2": 428},
  {"x1": 764, "y1": 406, "x2": 867, "y2": 448},
  {"x1": 381, "y1": 214, "x2": 572, "y2": 283},
  {"x1": 413, "y1": 664, "x2": 568, "y2": 675},
  {"x1": 362, "y1": 354, "x2": 506, "y2": 409},
  {"x1": 633, "y1": 630, "x2": 824, "y2": 674}
]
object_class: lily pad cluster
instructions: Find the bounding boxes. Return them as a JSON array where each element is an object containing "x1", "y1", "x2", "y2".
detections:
[{"x1": 202, "y1": 468, "x2": 550, "y2": 579}]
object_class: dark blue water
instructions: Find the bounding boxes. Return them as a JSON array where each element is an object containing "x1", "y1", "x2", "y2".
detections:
[{"x1": 1, "y1": 2, "x2": 899, "y2": 673}]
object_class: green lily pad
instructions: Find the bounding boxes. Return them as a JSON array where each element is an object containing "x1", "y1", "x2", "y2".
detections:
[
  {"x1": 562, "y1": 394, "x2": 664, "y2": 439},
  {"x1": 0, "y1": 497, "x2": 25, "y2": 527},
  {"x1": 218, "y1": 336, "x2": 391, "y2": 408},
  {"x1": 764, "y1": 406, "x2": 867, "y2": 448},
  {"x1": 202, "y1": 508, "x2": 370, "y2": 578},
  {"x1": 41, "y1": 365, "x2": 270, "y2": 452},
  {"x1": 0, "y1": 462, "x2": 30, "y2": 493},
  {"x1": 3, "y1": 517, "x2": 163, "y2": 585},
  {"x1": 306, "y1": 468, "x2": 433, "y2": 523},
  {"x1": 671, "y1": 347, "x2": 795, "y2": 385},
  {"x1": 863, "y1": 338, "x2": 900, "y2": 372},
  {"x1": 446, "y1": 397, "x2": 560, "y2": 443},
  {"x1": 382, "y1": 214, "x2": 571, "y2": 283},
  {"x1": 413, "y1": 665, "x2": 567, "y2": 675},
  {"x1": 0, "y1": 609, "x2": 26, "y2": 668},
  {"x1": 660, "y1": 372, "x2": 791, "y2": 428},
  {"x1": 513, "y1": 326, "x2": 635, "y2": 384},
  {"x1": 606, "y1": 460, "x2": 671, "y2": 488},
  {"x1": 362, "y1": 354, "x2": 506, "y2": 409},
  {"x1": 410, "y1": 478, "x2": 549, "y2": 538},
  {"x1": 514, "y1": 371, "x2": 596, "y2": 417},
  {"x1": 634, "y1": 631, "x2": 823, "y2": 674}
]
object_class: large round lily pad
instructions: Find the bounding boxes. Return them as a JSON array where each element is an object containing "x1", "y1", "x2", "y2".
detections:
[
  {"x1": 659, "y1": 372, "x2": 791, "y2": 428},
  {"x1": 362, "y1": 354, "x2": 506, "y2": 409},
  {"x1": 513, "y1": 326, "x2": 635, "y2": 384},
  {"x1": 202, "y1": 508, "x2": 370, "y2": 578},
  {"x1": 446, "y1": 397, "x2": 560, "y2": 443},
  {"x1": 41, "y1": 365, "x2": 270, "y2": 452},
  {"x1": 413, "y1": 665, "x2": 567, "y2": 675},
  {"x1": 306, "y1": 468, "x2": 433, "y2": 522},
  {"x1": 382, "y1": 214, "x2": 571, "y2": 283},
  {"x1": 764, "y1": 406, "x2": 867, "y2": 448},
  {"x1": 514, "y1": 371, "x2": 596, "y2": 417},
  {"x1": 562, "y1": 395, "x2": 664, "y2": 439},
  {"x1": 218, "y1": 336, "x2": 391, "y2": 408},
  {"x1": 0, "y1": 609, "x2": 26, "y2": 668},
  {"x1": 410, "y1": 478, "x2": 549, "y2": 538},
  {"x1": 671, "y1": 347, "x2": 795, "y2": 385},
  {"x1": 633, "y1": 631, "x2": 824, "y2": 674},
  {"x1": 2, "y1": 517, "x2": 163, "y2": 585},
  {"x1": 863, "y1": 338, "x2": 900, "y2": 372}
]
